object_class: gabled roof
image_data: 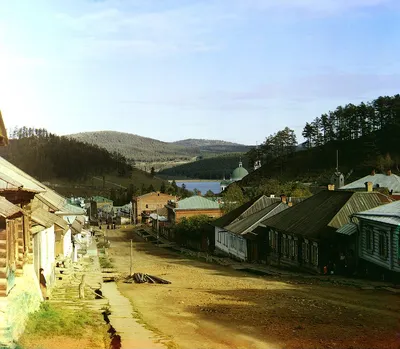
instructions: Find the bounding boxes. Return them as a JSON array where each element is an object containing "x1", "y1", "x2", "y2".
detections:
[
  {"x1": 225, "y1": 202, "x2": 289, "y2": 235},
  {"x1": 31, "y1": 207, "x2": 69, "y2": 230},
  {"x1": 0, "y1": 156, "x2": 84, "y2": 215},
  {"x1": 353, "y1": 200, "x2": 400, "y2": 226},
  {"x1": 341, "y1": 173, "x2": 400, "y2": 193},
  {"x1": 232, "y1": 196, "x2": 282, "y2": 223},
  {"x1": 0, "y1": 196, "x2": 23, "y2": 218},
  {"x1": 262, "y1": 191, "x2": 391, "y2": 240},
  {"x1": 212, "y1": 195, "x2": 264, "y2": 228},
  {"x1": 0, "y1": 157, "x2": 45, "y2": 192},
  {"x1": 174, "y1": 196, "x2": 220, "y2": 210},
  {"x1": 71, "y1": 219, "x2": 82, "y2": 234}
]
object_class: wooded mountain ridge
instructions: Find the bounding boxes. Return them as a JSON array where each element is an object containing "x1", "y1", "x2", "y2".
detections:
[
  {"x1": 162, "y1": 94, "x2": 400, "y2": 184},
  {"x1": 67, "y1": 131, "x2": 251, "y2": 162},
  {"x1": 242, "y1": 94, "x2": 400, "y2": 186}
]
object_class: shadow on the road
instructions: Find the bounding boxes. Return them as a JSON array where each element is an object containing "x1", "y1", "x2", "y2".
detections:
[{"x1": 185, "y1": 286, "x2": 400, "y2": 349}]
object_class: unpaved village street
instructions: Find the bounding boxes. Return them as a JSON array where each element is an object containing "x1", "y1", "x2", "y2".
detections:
[{"x1": 107, "y1": 227, "x2": 400, "y2": 349}]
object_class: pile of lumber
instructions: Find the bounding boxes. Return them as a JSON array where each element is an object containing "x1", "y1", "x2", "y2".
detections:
[{"x1": 124, "y1": 273, "x2": 171, "y2": 284}]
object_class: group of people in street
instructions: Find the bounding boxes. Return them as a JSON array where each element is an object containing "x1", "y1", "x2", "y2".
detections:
[{"x1": 324, "y1": 250, "x2": 356, "y2": 276}]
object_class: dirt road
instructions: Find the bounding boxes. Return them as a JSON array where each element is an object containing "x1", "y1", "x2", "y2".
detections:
[{"x1": 107, "y1": 227, "x2": 400, "y2": 349}]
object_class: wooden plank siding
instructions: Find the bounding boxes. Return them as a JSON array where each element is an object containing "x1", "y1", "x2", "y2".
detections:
[
  {"x1": 359, "y1": 219, "x2": 400, "y2": 273},
  {"x1": 268, "y1": 229, "x2": 327, "y2": 273},
  {"x1": 215, "y1": 227, "x2": 247, "y2": 261}
]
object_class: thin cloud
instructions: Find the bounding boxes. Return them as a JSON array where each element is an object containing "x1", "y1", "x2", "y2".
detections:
[
  {"x1": 229, "y1": 73, "x2": 400, "y2": 102},
  {"x1": 56, "y1": 2, "x2": 236, "y2": 56},
  {"x1": 234, "y1": 0, "x2": 395, "y2": 16}
]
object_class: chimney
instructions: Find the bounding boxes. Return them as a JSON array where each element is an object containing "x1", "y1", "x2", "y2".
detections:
[
  {"x1": 280, "y1": 194, "x2": 287, "y2": 204},
  {"x1": 371, "y1": 169, "x2": 375, "y2": 176},
  {"x1": 328, "y1": 184, "x2": 335, "y2": 191},
  {"x1": 270, "y1": 194, "x2": 275, "y2": 198},
  {"x1": 387, "y1": 169, "x2": 392, "y2": 176},
  {"x1": 197, "y1": 191, "x2": 202, "y2": 196},
  {"x1": 365, "y1": 181, "x2": 373, "y2": 192}
]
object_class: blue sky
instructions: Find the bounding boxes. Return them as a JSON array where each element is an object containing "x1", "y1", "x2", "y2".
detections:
[{"x1": 0, "y1": 0, "x2": 399, "y2": 145}]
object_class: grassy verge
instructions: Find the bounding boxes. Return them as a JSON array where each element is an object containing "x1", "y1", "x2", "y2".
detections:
[
  {"x1": 16, "y1": 303, "x2": 109, "y2": 349},
  {"x1": 99, "y1": 256, "x2": 114, "y2": 269}
]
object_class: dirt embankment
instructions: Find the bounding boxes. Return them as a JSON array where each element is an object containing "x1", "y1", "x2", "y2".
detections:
[{"x1": 108, "y1": 228, "x2": 400, "y2": 349}]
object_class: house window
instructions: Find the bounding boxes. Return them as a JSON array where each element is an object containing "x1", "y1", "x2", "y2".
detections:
[
  {"x1": 310, "y1": 242, "x2": 318, "y2": 266},
  {"x1": 302, "y1": 240, "x2": 310, "y2": 262},
  {"x1": 239, "y1": 239, "x2": 244, "y2": 253},
  {"x1": 378, "y1": 232, "x2": 388, "y2": 258},
  {"x1": 145, "y1": 204, "x2": 149, "y2": 209},
  {"x1": 288, "y1": 237, "x2": 295, "y2": 258},
  {"x1": 365, "y1": 225, "x2": 374, "y2": 252},
  {"x1": 281, "y1": 235, "x2": 286, "y2": 255},
  {"x1": 281, "y1": 235, "x2": 289, "y2": 257},
  {"x1": 269, "y1": 231, "x2": 277, "y2": 251}
]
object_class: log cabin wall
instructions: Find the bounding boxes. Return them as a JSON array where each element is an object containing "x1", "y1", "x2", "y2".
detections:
[{"x1": 0, "y1": 225, "x2": 6, "y2": 297}]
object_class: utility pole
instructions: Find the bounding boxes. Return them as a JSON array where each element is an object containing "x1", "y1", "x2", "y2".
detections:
[
  {"x1": 133, "y1": 200, "x2": 136, "y2": 225},
  {"x1": 130, "y1": 239, "x2": 133, "y2": 276},
  {"x1": 156, "y1": 208, "x2": 160, "y2": 246}
]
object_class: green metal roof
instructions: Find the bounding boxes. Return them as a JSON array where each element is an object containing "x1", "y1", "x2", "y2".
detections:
[
  {"x1": 92, "y1": 196, "x2": 113, "y2": 203},
  {"x1": 232, "y1": 166, "x2": 248, "y2": 181},
  {"x1": 220, "y1": 179, "x2": 232, "y2": 185},
  {"x1": 176, "y1": 196, "x2": 221, "y2": 210}
]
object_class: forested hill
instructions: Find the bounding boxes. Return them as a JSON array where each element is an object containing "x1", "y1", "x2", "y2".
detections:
[
  {"x1": 172, "y1": 139, "x2": 251, "y2": 153},
  {"x1": 67, "y1": 131, "x2": 250, "y2": 162},
  {"x1": 0, "y1": 128, "x2": 132, "y2": 181},
  {"x1": 242, "y1": 94, "x2": 400, "y2": 186},
  {"x1": 158, "y1": 153, "x2": 250, "y2": 180}
]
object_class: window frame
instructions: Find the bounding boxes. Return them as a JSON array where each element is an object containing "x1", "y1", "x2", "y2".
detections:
[
  {"x1": 378, "y1": 231, "x2": 388, "y2": 259},
  {"x1": 365, "y1": 225, "x2": 374, "y2": 253}
]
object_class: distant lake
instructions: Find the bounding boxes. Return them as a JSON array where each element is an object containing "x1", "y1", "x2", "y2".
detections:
[{"x1": 176, "y1": 181, "x2": 221, "y2": 195}]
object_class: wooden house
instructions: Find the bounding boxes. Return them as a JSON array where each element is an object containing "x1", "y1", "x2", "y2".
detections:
[
  {"x1": 352, "y1": 200, "x2": 400, "y2": 280},
  {"x1": 0, "y1": 197, "x2": 25, "y2": 296},
  {"x1": 263, "y1": 191, "x2": 391, "y2": 273},
  {"x1": 31, "y1": 207, "x2": 73, "y2": 281},
  {"x1": 213, "y1": 195, "x2": 292, "y2": 262}
]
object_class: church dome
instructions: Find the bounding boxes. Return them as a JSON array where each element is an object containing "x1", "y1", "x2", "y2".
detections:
[{"x1": 231, "y1": 161, "x2": 249, "y2": 181}]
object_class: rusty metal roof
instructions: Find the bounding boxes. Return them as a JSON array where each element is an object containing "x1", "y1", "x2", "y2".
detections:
[
  {"x1": 262, "y1": 191, "x2": 391, "y2": 240},
  {"x1": 0, "y1": 196, "x2": 23, "y2": 218},
  {"x1": 31, "y1": 207, "x2": 69, "y2": 230}
]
